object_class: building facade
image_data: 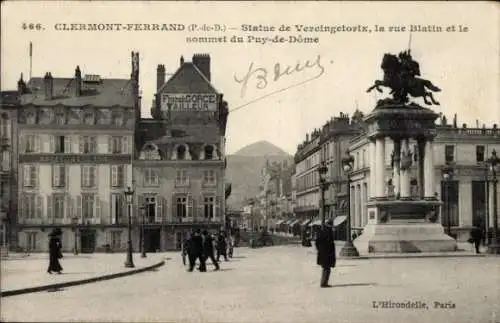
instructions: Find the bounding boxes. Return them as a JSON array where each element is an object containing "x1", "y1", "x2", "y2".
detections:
[
  {"x1": 15, "y1": 53, "x2": 139, "y2": 253},
  {"x1": 133, "y1": 54, "x2": 229, "y2": 251},
  {"x1": 1, "y1": 91, "x2": 19, "y2": 252}
]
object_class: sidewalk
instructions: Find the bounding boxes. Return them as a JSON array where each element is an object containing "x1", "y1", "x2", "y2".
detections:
[{"x1": 1, "y1": 252, "x2": 166, "y2": 297}]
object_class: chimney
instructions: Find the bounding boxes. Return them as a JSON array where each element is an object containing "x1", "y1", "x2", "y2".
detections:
[
  {"x1": 131, "y1": 51, "x2": 139, "y2": 82},
  {"x1": 44, "y1": 72, "x2": 54, "y2": 100},
  {"x1": 17, "y1": 73, "x2": 27, "y2": 94},
  {"x1": 156, "y1": 64, "x2": 165, "y2": 91},
  {"x1": 192, "y1": 53, "x2": 211, "y2": 81},
  {"x1": 180, "y1": 56, "x2": 184, "y2": 66},
  {"x1": 75, "y1": 66, "x2": 82, "y2": 96}
]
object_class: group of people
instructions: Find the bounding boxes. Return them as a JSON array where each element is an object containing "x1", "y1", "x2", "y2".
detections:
[{"x1": 182, "y1": 229, "x2": 235, "y2": 272}]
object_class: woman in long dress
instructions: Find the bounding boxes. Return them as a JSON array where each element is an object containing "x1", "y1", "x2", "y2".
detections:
[{"x1": 47, "y1": 228, "x2": 63, "y2": 274}]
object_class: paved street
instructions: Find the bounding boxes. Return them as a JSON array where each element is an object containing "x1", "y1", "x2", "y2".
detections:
[{"x1": 1, "y1": 246, "x2": 499, "y2": 323}]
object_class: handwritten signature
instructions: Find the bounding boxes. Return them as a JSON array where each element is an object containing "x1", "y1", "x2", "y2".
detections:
[{"x1": 233, "y1": 55, "x2": 328, "y2": 112}]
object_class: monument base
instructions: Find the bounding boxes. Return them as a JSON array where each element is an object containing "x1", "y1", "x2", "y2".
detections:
[
  {"x1": 356, "y1": 199, "x2": 458, "y2": 254},
  {"x1": 353, "y1": 223, "x2": 457, "y2": 254}
]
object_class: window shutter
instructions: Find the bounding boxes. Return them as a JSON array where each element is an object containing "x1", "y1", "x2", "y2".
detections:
[
  {"x1": 81, "y1": 166, "x2": 86, "y2": 188},
  {"x1": 46, "y1": 195, "x2": 52, "y2": 219},
  {"x1": 154, "y1": 169, "x2": 159, "y2": 186},
  {"x1": 162, "y1": 198, "x2": 168, "y2": 221},
  {"x1": 187, "y1": 195, "x2": 193, "y2": 218},
  {"x1": 76, "y1": 195, "x2": 82, "y2": 218},
  {"x1": 108, "y1": 136, "x2": 113, "y2": 154},
  {"x1": 23, "y1": 165, "x2": 31, "y2": 187},
  {"x1": 198, "y1": 196, "x2": 204, "y2": 219},
  {"x1": 91, "y1": 166, "x2": 96, "y2": 187},
  {"x1": 128, "y1": 137, "x2": 133, "y2": 155},
  {"x1": 156, "y1": 198, "x2": 163, "y2": 223},
  {"x1": 118, "y1": 165, "x2": 124, "y2": 187},
  {"x1": 65, "y1": 136, "x2": 71, "y2": 153},
  {"x1": 171, "y1": 195, "x2": 177, "y2": 220},
  {"x1": 19, "y1": 194, "x2": 25, "y2": 219},
  {"x1": 35, "y1": 136, "x2": 41, "y2": 153},
  {"x1": 34, "y1": 165, "x2": 39, "y2": 188},
  {"x1": 91, "y1": 136, "x2": 97, "y2": 153},
  {"x1": 50, "y1": 135, "x2": 55, "y2": 153},
  {"x1": 111, "y1": 194, "x2": 117, "y2": 224},
  {"x1": 95, "y1": 195, "x2": 101, "y2": 219},
  {"x1": 52, "y1": 165, "x2": 59, "y2": 187},
  {"x1": 19, "y1": 134, "x2": 25, "y2": 153},
  {"x1": 79, "y1": 136, "x2": 84, "y2": 153},
  {"x1": 65, "y1": 195, "x2": 71, "y2": 218},
  {"x1": 111, "y1": 165, "x2": 118, "y2": 187},
  {"x1": 121, "y1": 137, "x2": 128, "y2": 154},
  {"x1": 64, "y1": 165, "x2": 69, "y2": 188},
  {"x1": 215, "y1": 196, "x2": 220, "y2": 219}
]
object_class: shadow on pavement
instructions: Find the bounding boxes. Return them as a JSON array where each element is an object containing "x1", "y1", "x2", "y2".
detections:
[
  {"x1": 331, "y1": 283, "x2": 377, "y2": 288},
  {"x1": 46, "y1": 288, "x2": 66, "y2": 293},
  {"x1": 218, "y1": 268, "x2": 235, "y2": 272},
  {"x1": 231, "y1": 256, "x2": 247, "y2": 259}
]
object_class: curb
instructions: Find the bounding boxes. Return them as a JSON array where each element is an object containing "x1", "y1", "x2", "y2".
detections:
[
  {"x1": 0, "y1": 260, "x2": 165, "y2": 298},
  {"x1": 338, "y1": 254, "x2": 492, "y2": 260}
]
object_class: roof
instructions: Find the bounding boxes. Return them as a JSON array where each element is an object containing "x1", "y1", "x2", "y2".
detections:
[
  {"x1": 1, "y1": 91, "x2": 19, "y2": 107},
  {"x1": 20, "y1": 77, "x2": 135, "y2": 108},
  {"x1": 158, "y1": 62, "x2": 218, "y2": 94}
]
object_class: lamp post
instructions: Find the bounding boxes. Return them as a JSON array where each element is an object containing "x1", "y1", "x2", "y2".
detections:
[
  {"x1": 339, "y1": 152, "x2": 360, "y2": 257},
  {"x1": 248, "y1": 199, "x2": 255, "y2": 232},
  {"x1": 72, "y1": 216, "x2": 79, "y2": 255},
  {"x1": 318, "y1": 161, "x2": 328, "y2": 227},
  {"x1": 139, "y1": 205, "x2": 146, "y2": 258},
  {"x1": 442, "y1": 163, "x2": 454, "y2": 237},
  {"x1": 487, "y1": 149, "x2": 500, "y2": 254},
  {"x1": 124, "y1": 186, "x2": 135, "y2": 268}
]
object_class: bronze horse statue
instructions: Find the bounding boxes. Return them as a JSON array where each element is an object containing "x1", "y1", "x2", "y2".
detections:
[{"x1": 367, "y1": 52, "x2": 441, "y2": 105}]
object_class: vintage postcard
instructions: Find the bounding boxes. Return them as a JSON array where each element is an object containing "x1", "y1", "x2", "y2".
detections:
[{"x1": 1, "y1": 1, "x2": 499, "y2": 323}]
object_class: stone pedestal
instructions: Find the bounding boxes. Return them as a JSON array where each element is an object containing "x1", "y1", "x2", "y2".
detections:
[{"x1": 358, "y1": 101, "x2": 457, "y2": 254}]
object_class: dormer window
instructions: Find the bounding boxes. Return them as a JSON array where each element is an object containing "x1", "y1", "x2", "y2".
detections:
[
  {"x1": 177, "y1": 145, "x2": 186, "y2": 160},
  {"x1": 204, "y1": 145, "x2": 214, "y2": 160},
  {"x1": 112, "y1": 114, "x2": 123, "y2": 127},
  {"x1": 84, "y1": 111, "x2": 94, "y2": 125},
  {"x1": 56, "y1": 112, "x2": 65, "y2": 125},
  {"x1": 26, "y1": 112, "x2": 36, "y2": 125}
]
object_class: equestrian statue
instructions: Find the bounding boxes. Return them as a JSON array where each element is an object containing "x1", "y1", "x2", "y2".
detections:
[{"x1": 367, "y1": 50, "x2": 441, "y2": 106}]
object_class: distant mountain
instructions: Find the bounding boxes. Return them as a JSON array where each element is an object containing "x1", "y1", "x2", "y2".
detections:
[
  {"x1": 226, "y1": 141, "x2": 292, "y2": 210},
  {"x1": 232, "y1": 140, "x2": 290, "y2": 157}
]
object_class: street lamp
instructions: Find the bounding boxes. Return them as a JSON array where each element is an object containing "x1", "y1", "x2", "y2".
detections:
[
  {"x1": 487, "y1": 149, "x2": 500, "y2": 254},
  {"x1": 139, "y1": 205, "x2": 146, "y2": 258},
  {"x1": 71, "y1": 216, "x2": 79, "y2": 255},
  {"x1": 442, "y1": 163, "x2": 454, "y2": 237},
  {"x1": 248, "y1": 199, "x2": 255, "y2": 232},
  {"x1": 124, "y1": 186, "x2": 135, "y2": 268},
  {"x1": 318, "y1": 161, "x2": 329, "y2": 227},
  {"x1": 339, "y1": 152, "x2": 360, "y2": 257}
]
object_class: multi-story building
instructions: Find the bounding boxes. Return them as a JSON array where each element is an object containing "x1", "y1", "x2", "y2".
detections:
[
  {"x1": 15, "y1": 52, "x2": 139, "y2": 252},
  {"x1": 134, "y1": 54, "x2": 229, "y2": 251},
  {"x1": 1, "y1": 91, "x2": 19, "y2": 252},
  {"x1": 348, "y1": 115, "x2": 500, "y2": 241}
]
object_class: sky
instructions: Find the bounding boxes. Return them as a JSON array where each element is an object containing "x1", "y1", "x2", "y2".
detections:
[{"x1": 2, "y1": 1, "x2": 499, "y2": 155}]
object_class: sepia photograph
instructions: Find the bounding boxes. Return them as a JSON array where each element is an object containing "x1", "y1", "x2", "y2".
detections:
[{"x1": 0, "y1": 1, "x2": 499, "y2": 322}]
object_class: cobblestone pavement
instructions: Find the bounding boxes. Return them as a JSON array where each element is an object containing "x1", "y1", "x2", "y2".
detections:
[
  {"x1": 1, "y1": 246, "x2": 499, "y2": 323},
  {"x1": 1, "y1": 252, "x2": 165, "y2": 292}
]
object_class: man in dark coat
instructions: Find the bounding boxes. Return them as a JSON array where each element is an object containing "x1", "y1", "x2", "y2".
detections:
[
  {"x1": 315, "y1": 219, "x2": 336, "y2": 288},
  {"x1": 47, "y1": 227, "x2": 63, "y2": 274},
  {"x1": 187, "y1": 229, "x2": 205, "y2": 272},
  {"x1": 202, "y1": 230, "x2": 220, "y2": 271},
  {"x1": 216, "y1": 231, "x2": 228, "y2": 262}
]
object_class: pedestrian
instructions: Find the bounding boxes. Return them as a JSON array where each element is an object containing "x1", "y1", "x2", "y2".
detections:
[
  {"x1": 228, "y1": 234, "x2": 235, "y2": 258},
  {"x1": 187, "y1": 229, "x2": 205, "y2": 272},
  {"x1": 315, "y1": 219, "x2": 336, "y2": 288},
  {"x1": 216, "y1": 231, "x2": 228, "y2": 262},
  {"x1": 47, "y1": 227, "x2": 63, "y2": 274},
  {"x1": 181, "y1": 236, "x2": 190, "y2": 266},
  {"x1": 202, "y1": 230, "x2": 220, "y2": 271},
  {"x1": 470, "y1": 226, "x2": 483, "y2": 254}
]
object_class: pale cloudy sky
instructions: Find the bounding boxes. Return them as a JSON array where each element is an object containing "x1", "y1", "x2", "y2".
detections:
[{"x1": 2, "y1": 1, "x2": 499, "y2": 155}]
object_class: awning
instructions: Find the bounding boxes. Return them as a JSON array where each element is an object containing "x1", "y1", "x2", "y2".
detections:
[
  {"x1": 300, "y1": 219, "x2": 311, "y2": 226},
  {"x1": 333, "y1": 215, "x2": 347, "y2": 227},
  {"x1": 308, "y1": 218, "x2": 322, "y2": 227},
  {"x1": 275, "y1": 220, "x2": 285, "y2": 226},
  {"x1": 289, "y1": 219, "x2": 300, "y2": 226}
]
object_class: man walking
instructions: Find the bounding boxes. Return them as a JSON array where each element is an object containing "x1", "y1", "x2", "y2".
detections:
[
  {"x1": 202, "y1": 230, "x2": 220, "y2": 271},
  {"x1": 315, "y1": 219, "x2": 336, "y2": 288},
  {"x1": 216, "y1": 231, "x2": 228, "y2": 262},
  {"x1": 187, "y1": 229, "x2": 205, "y2": 272}
]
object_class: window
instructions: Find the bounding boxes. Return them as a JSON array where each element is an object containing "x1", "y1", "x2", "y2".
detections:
[
  {"x1": 204, "y1": 145, "x2": 214, "y2": 160},
  {"x1": 0, "y1": 115, "x2": 9, "y2": 139},
  {"x1": 55, "y1": 112, "x2": 65, "y2": 125},
  {"x1": 145, "y1": 168, "x2": 159, "y2": 186},
  {"x1": 52, "y1": 165, "x2": 66, "y2": 187},
  {"x1": 476, "y1": 145, "x2": 485, "y2": 163},
  {"x1": 54, "y1": 135, "x2": 66, "y2": 153},
  {"x1": 110, "y1": 193, "x2": 123, "y2": 224},
  {"x1": 176, "y1": 196, "x2": 187, "y2": 218},
  {"x1": 84, "y1": 111, "x2": 94, "y2": 125},
  {"x1": 445, "y1": 145, "x2": 455, "y2": 164},
  {"x1": 80, "y1": 136, "x2": 96, "y2": 154},
  {"x1": 203, "y1": 196, "x2": 215, "y2": 218},
  {"x1": 82, "y1": 193, "x2": 95, "y2": 218},
  {"x1": 110, "y1": 136, "x2": 122, "y2": 154},
  {"x1": 203, "y1": 170, "x2": 216, "y2": 186},
  {"x1": 176, "y1": 170, "x2": 188, "y2": 186},
  {"x1": 23, "y1": 164, "x2": 37, "y2": 187},
  {"x1": 81, "y1": 165, "x2": 96, "y2": 188},
  {"x1": 111, "y1": 231, "x2": 121, "y2": 249},
  {"x1": 2, "y1": 150, "x2": 10, "y2": 172},
  {"x1": 26, "y1": 112, "x2": 36, "y2": 125},
  {"x1": 26, "y1": 232, "x2": 37, "y2": 251},
  {"x1": 22, "y1": 194, "x2": 37, "y2": 219},
  {"x1": 25, "y1": 135, "x2": 37, "y2": 153},
  {"x1": 53, "y1": 194, "x2": 65, "y2": 218},
  {"x1": 112, "y1": 114, "x2": 123, "y2": 127},
  {"x1": 111, "y1": 165, "x2": 124, "y2": 188}
]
